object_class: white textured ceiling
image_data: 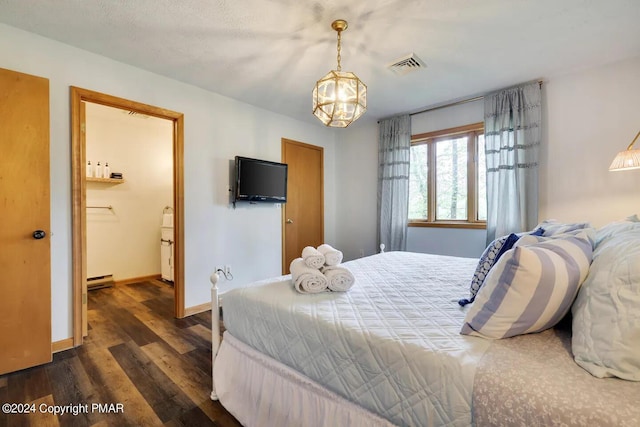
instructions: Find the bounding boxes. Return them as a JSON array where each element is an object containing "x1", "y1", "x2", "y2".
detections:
[{"x1": 1, "y1": 0, "x2": 639, "y2": 127}]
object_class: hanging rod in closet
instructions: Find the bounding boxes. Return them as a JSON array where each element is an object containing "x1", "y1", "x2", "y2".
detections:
[{"x1": 87, "y1": 205, "x2": 113, "y2": 210}]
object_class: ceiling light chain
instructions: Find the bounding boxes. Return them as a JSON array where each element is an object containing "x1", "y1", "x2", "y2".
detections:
[
  {"x1": 336, "y1": 26, "x2": 342, "y2": 72},
  {"x1": 312, "y1": 19, "x2": 367, "y2": 128}
]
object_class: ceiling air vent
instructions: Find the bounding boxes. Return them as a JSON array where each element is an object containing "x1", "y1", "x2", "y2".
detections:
[{"x1": 387, "y1": 53, "x2": 426, "y2": 76}]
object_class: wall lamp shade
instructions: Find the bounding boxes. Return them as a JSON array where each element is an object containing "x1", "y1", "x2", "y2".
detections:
[
  {"x1": 312, "y1": 20, "x2": 367, "y2": 128},
  {"x1": 609, "y1": 130, "x2": 640, "y2": 171}
]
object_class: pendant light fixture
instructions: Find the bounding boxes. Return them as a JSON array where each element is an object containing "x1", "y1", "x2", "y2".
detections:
[{"x1": 312, "y1": 19, "x2": 367, "y2": 128}]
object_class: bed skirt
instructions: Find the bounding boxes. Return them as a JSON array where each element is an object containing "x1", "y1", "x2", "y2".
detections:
[{"x1": 213, "y1": 331, "x2": 396, "y2": 427}]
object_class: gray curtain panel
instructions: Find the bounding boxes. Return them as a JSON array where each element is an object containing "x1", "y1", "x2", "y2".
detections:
[
  {"x1": 484, "y1": 82, "x2": 542, "y2": 244},
  {"x1": 377, "y1": 114, "x2": 411, "y2": 251}
]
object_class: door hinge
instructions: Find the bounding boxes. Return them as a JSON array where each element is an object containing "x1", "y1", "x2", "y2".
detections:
[
  {"x1": 82, "y1": 293, "x2": 87, "y2": 304},
  {"x1": 80, "y1": 123, "x2": 86, "y2": 133}
]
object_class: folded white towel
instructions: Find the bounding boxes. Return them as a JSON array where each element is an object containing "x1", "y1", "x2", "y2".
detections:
[
  {"x1": 301, "y1": 246, "x2": 325, "y2": 269},
  {"x1": 322, "y1": 265, "x2": 355, "y2": 292},
  {"x1": 317, "y1": 243, "x2": 343, "y2": 266},
  {"x1": 290, "y1": 258, "x2": 329, "y2": 294}
]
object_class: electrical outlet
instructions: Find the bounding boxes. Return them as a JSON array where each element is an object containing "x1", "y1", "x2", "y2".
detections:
[
  {"x1": 215, "y1": 265, "x2": 224, "y2": 276},
  {"x1": 224, "y1": 265, "x2": 232, "y2": 276},
  {"x1": 359, "y1": 249, "x2": 364, "y2": 258}
]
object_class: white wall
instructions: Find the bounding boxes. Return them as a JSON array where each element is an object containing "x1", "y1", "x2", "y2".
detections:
[
  {"x1": 0, "y1": 24, "x2": 337, "y2": 342},
  {"x1": 334, "y1": 123, "x2": 379, "y2": 260},
  {"x1": 85, "y1": 103, "x2": 173, "y2": 280},
  {"x1": 336, "y1": 55, "x2": 640, "y2": 260},
  {"x1": 410, "y1": 100, "x2": 484, "y2": 135},
  {"x1": 540, "y1": 56, "x2": 640, "y2": 226}
]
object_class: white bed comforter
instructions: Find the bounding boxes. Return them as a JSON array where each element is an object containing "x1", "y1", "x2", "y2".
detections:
[{"x1": 221, "y1": 251, "x2": 491, "y2": 426}]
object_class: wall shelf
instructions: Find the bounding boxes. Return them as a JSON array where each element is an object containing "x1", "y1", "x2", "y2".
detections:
[{"x1": 86, "y1": 177, "x2": 125, "y2": 184}]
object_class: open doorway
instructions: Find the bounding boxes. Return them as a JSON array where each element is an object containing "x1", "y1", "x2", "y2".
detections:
[{"x1": 70, "y1": 87, "x2": 185, "y2": 346}]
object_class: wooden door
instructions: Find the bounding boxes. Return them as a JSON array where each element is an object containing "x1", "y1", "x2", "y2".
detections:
[
  {"x1": 282, "y1": 139, "x2": 324, "y2": 274},
  {"x1": 0, "y1": 68, "x2": 51, "y2": 374}
]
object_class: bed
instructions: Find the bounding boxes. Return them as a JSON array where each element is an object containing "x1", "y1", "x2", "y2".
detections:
[{"x1": 209, "y1": 221, "x2": 640, "y2": 426}]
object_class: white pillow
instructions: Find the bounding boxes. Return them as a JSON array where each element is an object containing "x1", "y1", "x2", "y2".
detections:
[
  {"x1": 594, "y1": 217, "x2": 640, "y2": 247},
  {"x1": 461, "y1": 230, "x2": 593, "y2": 339},
  {"x1": 515, "y1": 228, "x2": 596, "y2": 249},
  {"x1": 572, "y1": 228, "x2": 640, "y2": 381},
  {"x1": 535, "y1": 219, "x2": 591, "y2": 237}
]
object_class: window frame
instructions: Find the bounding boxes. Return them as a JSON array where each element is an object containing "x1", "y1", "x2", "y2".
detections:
[{"x1": 409, "y1": 122, "x2": 486, "y2": 229}]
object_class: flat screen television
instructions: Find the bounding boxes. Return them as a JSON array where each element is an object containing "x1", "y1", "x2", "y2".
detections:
[{"x1": 234, "y1": 156, "x2": 288, "y2": 203}]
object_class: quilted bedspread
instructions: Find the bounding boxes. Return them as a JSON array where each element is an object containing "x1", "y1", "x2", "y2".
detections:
[
  {"x1": 221, "y1": 251, "x2": 491, "y2": 426},
  {"x1": 473, "y1": 325, "x2": 640, "y2": 426}
]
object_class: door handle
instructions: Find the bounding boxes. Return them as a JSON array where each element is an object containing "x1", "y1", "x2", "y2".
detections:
[
  {"x1": 33, "y1": 230, "x2": 46, "y2": 239},
  {"x1": 286, "y1": 219, "x2": 294, "y2": 224}
]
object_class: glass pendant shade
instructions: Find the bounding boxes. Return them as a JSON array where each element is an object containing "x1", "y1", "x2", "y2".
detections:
[
  {"x1": 312, "y1": 19, "x2": 366, "y2": 128},
  {"x1": 312, "y1": 70, "x2": 367, "y2": 128}
]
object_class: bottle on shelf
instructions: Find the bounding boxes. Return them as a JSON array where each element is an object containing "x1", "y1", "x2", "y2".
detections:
[
  {"x1": 103, "y1": 162, "x2": 110, "y2": 179},
  {"x1": 86, "y1": 160, "x2": 93, "y2": 177},
  {"x1": 95, "y1": 162, "x2": 103, "y2": 179}
]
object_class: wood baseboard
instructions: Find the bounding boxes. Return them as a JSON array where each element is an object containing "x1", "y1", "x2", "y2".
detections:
[
  {"x1": 114, "y1": 274, "x2": 162, "y2": 286},
  {"x1": 184, "y1": 302, "x2": 211, "y2": 316},
  {"x1": 52, "y1": 338, "x2": 74, "y2": 353}
]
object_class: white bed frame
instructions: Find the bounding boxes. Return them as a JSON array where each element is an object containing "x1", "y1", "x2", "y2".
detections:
[{"x1": 210, "y1": 271, "x2": 220, "y2": 400}]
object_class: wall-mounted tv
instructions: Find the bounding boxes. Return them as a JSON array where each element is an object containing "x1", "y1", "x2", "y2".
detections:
[{"x1": 234, "y1": 156, "x2": 288, "y2": 203}]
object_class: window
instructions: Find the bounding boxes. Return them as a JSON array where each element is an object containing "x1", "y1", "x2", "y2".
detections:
[{"x1": 409, "y1": 123, "x2": 486, "y2": 228}]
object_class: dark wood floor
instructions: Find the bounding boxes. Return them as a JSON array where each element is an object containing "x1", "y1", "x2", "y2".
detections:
[{"x1": 0, "y1": 280, "x2": 242, "y2": 427}]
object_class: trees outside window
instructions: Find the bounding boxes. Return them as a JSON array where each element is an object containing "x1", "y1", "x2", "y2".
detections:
[{"x1": 408, "y1": 123, "x2": 486, "y2": 228}]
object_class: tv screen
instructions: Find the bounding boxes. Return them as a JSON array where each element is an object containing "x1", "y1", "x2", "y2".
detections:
[{"x1": 235, "y1": 156, "x2": 288, "y2": 203}]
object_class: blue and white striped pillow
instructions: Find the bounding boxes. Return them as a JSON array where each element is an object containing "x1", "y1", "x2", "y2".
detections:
[
  {"x1": 460, "y1": 228, "x2": 545, "y2": 307},
  {"x1": 459, "y1": 233, "x2": 519, "y2": 306},
  {"x1": 461, "y1": 229, "x2": 594, "y2": 339}
]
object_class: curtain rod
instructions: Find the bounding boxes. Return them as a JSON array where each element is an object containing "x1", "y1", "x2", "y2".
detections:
[
  {"x1": 408, "y1": 95, "x2": 484, "y2": 117},
  {"x1": 378, "y1": 80, "x2": 543, "y2": 122}
]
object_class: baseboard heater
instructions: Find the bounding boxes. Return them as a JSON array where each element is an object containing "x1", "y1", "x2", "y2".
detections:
[{"x1": 87, "y1": 274, "x2": 114, "y2": 290}]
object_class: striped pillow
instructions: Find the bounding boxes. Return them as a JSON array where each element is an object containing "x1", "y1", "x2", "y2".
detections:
[
  {"x1": 460, "y1": 228, "x2": 545, "y2": 307},
  {"x1": 461, "y1": 229, "x2": 593, "y2": 339},
  {"x1": 460, "y1": 233, "x2": 520, "y2": 306}
]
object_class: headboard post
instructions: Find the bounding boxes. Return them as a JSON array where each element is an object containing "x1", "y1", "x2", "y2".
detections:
[{"x1": 210, "y1": 272, "x2": 220, "y2": 400}]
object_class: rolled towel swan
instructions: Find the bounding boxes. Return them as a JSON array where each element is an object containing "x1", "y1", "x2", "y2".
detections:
[
  {"x1": 290, "y1": 258, "x2": 329, "y2": 294},
  {"x1": 317, "y1": 243, "x2": 343, "y2": 266},
  {"x1": 322, "y1": 265, "x2": 355, "y2": 292},
  {"x1": 301, "y1": 246, "x2": 325, "y2": 269}
]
